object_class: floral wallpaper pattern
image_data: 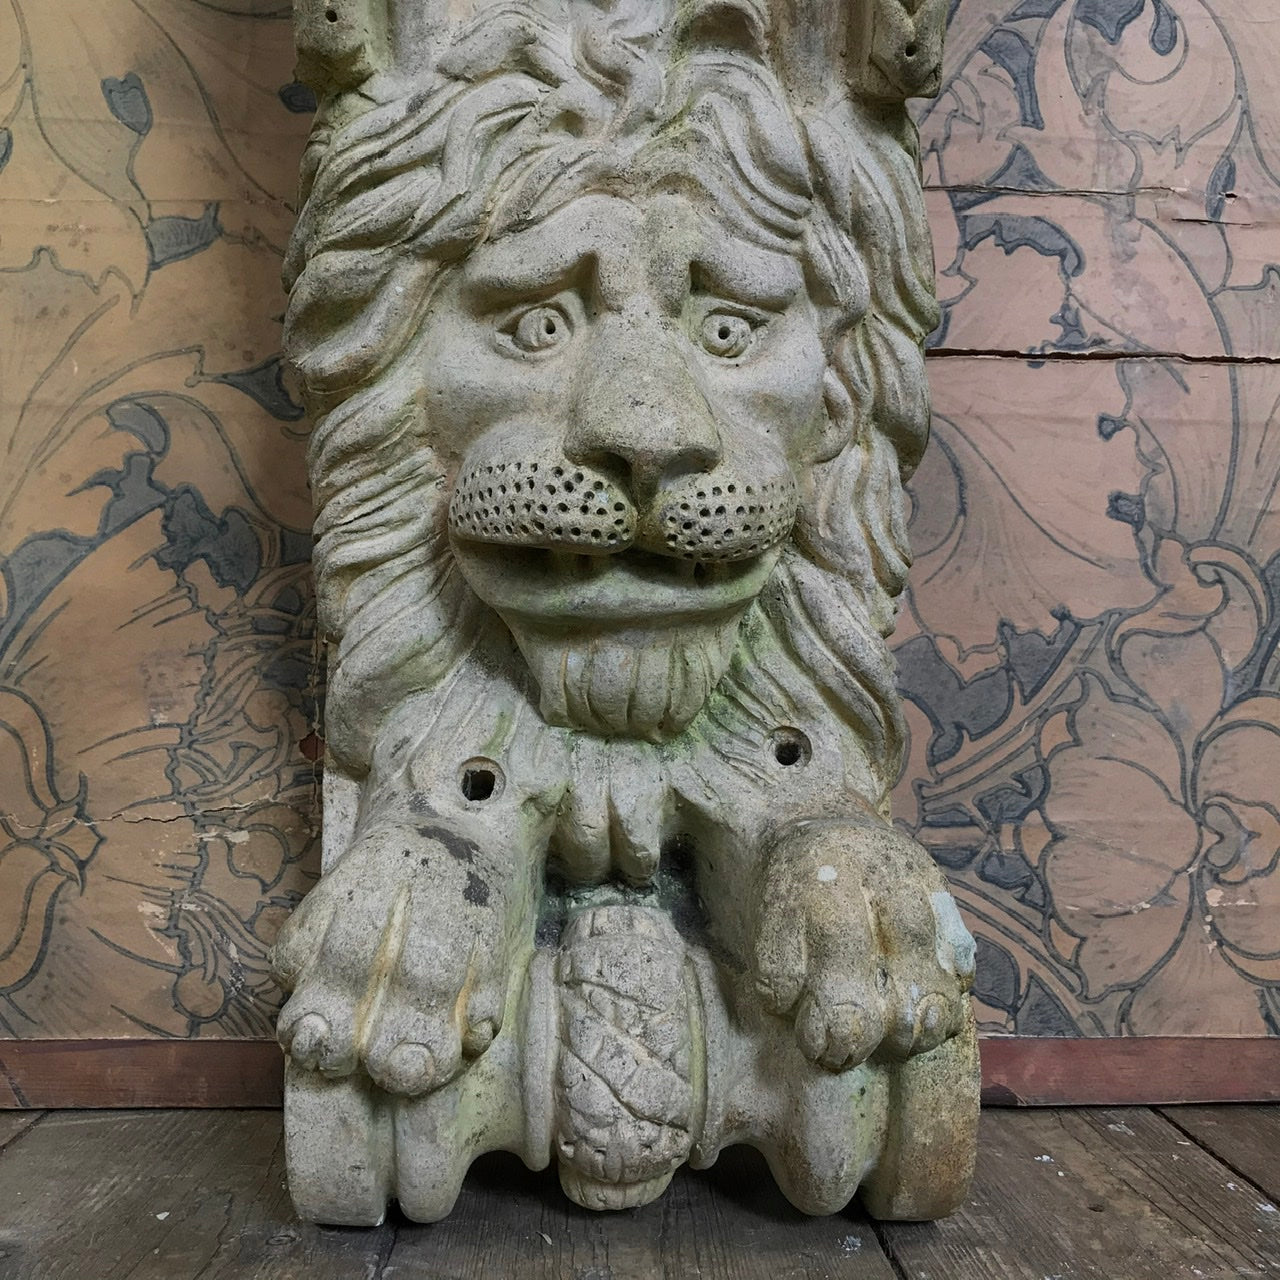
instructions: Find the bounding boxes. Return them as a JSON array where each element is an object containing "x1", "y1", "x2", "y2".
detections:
[
  {"x1": 902, "y1": 0, "x2": 1280, "y2": 1037},
  {"x1": 0, "y1": 0, "x2": 316, "y2": 1038},
  {"x1": 0, "y1": 0, "x2": 1275, "y2": 1040}
]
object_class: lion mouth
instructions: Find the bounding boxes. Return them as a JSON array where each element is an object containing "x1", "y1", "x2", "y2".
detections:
[{"x1": 451, "y1": 541, "x2": 780, "y2": 626}]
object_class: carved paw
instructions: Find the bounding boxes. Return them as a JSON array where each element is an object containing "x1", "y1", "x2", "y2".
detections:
[
  {"x1": 752, "y1": 820, "x2": 974, "y2": 1071},
  {"x1": 270, "y1": 821, "x2": 512, "y2": 1096}
]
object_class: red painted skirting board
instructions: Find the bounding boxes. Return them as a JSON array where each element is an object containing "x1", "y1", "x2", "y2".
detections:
[
  {"x1": 0, "y1": 1039, "x2": 284, "y2": 1109},
  {"x1": 0, "y1": 1037, "x2": 1275, "y2": 1109},
  {"x1": 979, "y1": 1037, "x2": 1280, "y2": 1106}
]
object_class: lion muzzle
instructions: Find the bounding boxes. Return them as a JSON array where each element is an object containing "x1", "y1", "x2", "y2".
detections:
[{"x1": 448, "y1": 444, "x2": 799, "y2": 563}]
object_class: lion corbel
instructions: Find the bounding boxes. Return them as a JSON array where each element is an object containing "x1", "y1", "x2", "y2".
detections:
[{"x1": 272, "y1": 0, "x2": 977, "y2": 1223}]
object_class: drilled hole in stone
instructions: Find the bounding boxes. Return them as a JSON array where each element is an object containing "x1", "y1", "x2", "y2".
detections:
[
  {"x1": 904, "y1": 42, "x2": 918, "y2": 58},
  {"x1": 459, "y1": 758, "x2": 503, "y2": 802},
  {"x1": 770, "y1": 728, "x2": 811, "y2": 768},
  {"x1": 325, "y1": 7, "x2": 338, "y2": 20}
]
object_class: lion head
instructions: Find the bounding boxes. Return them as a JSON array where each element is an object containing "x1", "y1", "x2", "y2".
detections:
[{"x1": 284, "y1": 0, "x2": 938, "y2": 815}]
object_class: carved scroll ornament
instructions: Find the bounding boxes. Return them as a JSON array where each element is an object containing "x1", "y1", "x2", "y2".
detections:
[{"x1": 273, "y1": 0, "x2": 977, "y2": 1223}]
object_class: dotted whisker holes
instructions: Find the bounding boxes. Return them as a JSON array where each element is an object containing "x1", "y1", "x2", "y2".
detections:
[
  {"x1": 657, "y1": 473, "x2": 798, "y2": 561},
  {"x1": 459, "y1": 757, "x2": 503, "y2": 803},
  {"x1": 450, "y1": 457, "x2": 635, "y2": 550}
]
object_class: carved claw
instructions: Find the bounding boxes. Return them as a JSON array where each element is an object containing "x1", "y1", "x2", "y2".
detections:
[
  {"x1": 753, "y1": 819, "x2": 974, "y2": 1071},
  {"x1": 271, "y1": 822, "x2": 513, "y2": 1096}
]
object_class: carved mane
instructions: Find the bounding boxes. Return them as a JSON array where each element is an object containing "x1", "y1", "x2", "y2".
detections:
[{"x1": 283, "y1": 0, "x2": 939, "y2": 812}]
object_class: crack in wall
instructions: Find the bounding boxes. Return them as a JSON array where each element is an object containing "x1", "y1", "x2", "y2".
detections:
[{"x1": 927, "y1": 347, "x2": 1280, "y2": 366}]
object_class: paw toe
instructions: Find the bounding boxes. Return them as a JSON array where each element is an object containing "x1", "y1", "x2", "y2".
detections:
[
  {"x1": 365, "y1": 1014, "x2": 463, "y2": 1096},
  {"x1": 913, "y1": 991, "x2": 960, "y2": 1056},
  {"x1": 795, "y1": 981, "x2": 883, "y2": 1071},
  {"x1": 279, "y1": 1003, "x2": 359, "y2": 1076},
  {"x1": 282, "y1": 1010, "x2": 330, "y2": 1066},
  {"x1": 372, "y1": 1041, "x2": 438, "y2": 1095},
  {"x1": 462, "y1": 1016, "x2": 497, "y2": 1056},
  {"x1": 462, "y1": 986, "x2": 503, "y2": 1056}
]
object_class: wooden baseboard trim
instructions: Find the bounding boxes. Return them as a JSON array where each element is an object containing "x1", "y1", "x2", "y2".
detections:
[
  {"x1": 979, "y1": 1036, "x2": 1280, "y2": 1106},
  {"x1": 0, "y1": 1039, "x2": 284, "y2": 1109},
  {"x1": 1, "y1": 1036, "x2": 1275, "y2": 1109}
]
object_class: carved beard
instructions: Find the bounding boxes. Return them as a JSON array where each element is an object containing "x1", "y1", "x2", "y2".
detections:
[{"x1": 502, "y1": 612, "x2": 747, "y2": 740}]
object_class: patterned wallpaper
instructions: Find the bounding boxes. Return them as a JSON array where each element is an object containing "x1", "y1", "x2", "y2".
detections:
[{"x1": 0, "y1": 0, "x2": 1275, "y2": 1041}]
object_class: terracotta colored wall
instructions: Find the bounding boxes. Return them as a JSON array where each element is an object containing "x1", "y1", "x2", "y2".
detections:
[{"x1": 0, "y1": 0, "x2": 1276, "y2": 1042}]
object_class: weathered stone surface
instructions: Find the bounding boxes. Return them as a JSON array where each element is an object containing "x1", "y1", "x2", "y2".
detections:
[{"x1": 274, "y1": 0, "x2": 977, "y2": 1222}]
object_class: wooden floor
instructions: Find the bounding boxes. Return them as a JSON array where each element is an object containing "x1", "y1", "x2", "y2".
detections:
[{"x1": 0, "y1": 1107, "x2": 1276, "y2": 1279}]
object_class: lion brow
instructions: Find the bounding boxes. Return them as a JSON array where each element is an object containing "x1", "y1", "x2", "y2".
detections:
[
  {"x1": 690, "y1": 248, "x2": 801, "y2": 311},
  {"x1": 463, "y1": 256, "x2": 594, "y2": 307}
]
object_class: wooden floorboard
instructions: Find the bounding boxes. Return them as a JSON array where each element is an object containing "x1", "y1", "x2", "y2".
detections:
[
  {"x1": 0, "y1": 1107, "x2": 1276, "y2": 1278},
  {"x1": 383, "y1": 1146, "x2": 897, "y2": 1280},
  {"x1": 0, "y1": 1110, "x2": 41, "y2": 1152},
  {"x1": 0, "y1": 1111, "x2": 395, "y2": 1280},
  {"x1": 1159, "y1": 1105, "x2": 1280, "y2": 1204},
  {"x1": 878, "y1": 1108, "x2": 1280, "y2": 1279}
]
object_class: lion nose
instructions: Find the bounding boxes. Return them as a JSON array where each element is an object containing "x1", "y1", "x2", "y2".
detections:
[{"x1": 564, "y1": 316, "x2": 722, "y2": 501}]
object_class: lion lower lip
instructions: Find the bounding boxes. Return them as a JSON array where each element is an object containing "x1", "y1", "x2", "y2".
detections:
[
  {"x1": 547, "y1": 551, "x2": 721, "y2": 583},
  {"x1": 453, "y1": 542, "x2": 776, "y2": 623}
]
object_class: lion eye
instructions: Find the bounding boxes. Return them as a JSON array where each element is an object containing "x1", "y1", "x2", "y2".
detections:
[
  {"x1": 700, "y1": 312, "x2": 754, "y2": 359},
  {"x1": 510, "y1": 304, "x2": 572, "y2": 353}
]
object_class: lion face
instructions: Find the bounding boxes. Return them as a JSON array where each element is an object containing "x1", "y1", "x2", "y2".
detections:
[
  {"x1": 427, "y1": 190, "x2": 845, "y2": 740},
  {"x1": 287, "y1": 2, "x2": 937, "y2": 778}
]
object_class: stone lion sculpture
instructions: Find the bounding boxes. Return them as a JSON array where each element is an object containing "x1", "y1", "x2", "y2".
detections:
[{"x1": 272, "y1": 0, "x2": 976, "y2": 1224}]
